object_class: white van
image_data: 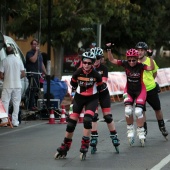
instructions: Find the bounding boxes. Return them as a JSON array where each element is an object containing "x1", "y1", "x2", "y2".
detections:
[{"x1": 0, "y1": 33, "x2": 28, "y2": 99}]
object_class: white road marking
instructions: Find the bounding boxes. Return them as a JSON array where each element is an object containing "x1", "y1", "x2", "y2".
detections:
[
  {"x1": 118, "y1": 119, "x2": 124, "y2": 123},
  {"x1": 0, "y1": 122, "x2": 46, "y2": 136},
  {"x1": 150, "y1": 154, "x2": 170, "y2": 170}
]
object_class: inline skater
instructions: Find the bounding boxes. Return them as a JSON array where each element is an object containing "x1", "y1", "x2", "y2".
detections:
[
  {"x1": 90, "y1": 47, "x2": 120, "y2": 154},
  {"x1": 55, "y1": 51, "x2": 107, "y2": 160},
  {"x1": 136, "y1": 42, "x2": 168, "y2": 140},
  {"x1": 107, "y1": 44, "x2": 154, "y2": 146}
]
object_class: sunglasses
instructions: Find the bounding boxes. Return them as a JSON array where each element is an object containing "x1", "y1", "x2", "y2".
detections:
[
  {"x1": 83, "y1": 61, "x2": 92, "y2": 65},
  {"x1": 128, "y1": 59, "x2": 137, "y2": 63}
]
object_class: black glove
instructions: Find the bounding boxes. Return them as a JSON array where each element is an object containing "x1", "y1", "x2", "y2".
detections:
[
  {"x1": 147, "y1": 49, "x2": 153, "y2": 57},
  {"x1": 105, "y1": 43, "x2": 114, "y2": 51}
]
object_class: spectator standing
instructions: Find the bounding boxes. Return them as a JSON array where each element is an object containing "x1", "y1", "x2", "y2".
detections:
[
  {"x1": 0, "y1": 47, "x2": 25, "y2": 127},
  {"x1": 25, "y1": 39, "x2": 46, "y2": 110},
  {"x1": 136, "y1": 42, "x2": 168, "y2": 140}
]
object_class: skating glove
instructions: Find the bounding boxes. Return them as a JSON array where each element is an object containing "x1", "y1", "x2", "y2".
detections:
[
  {"x1": 105, "y1": 42, "x2": 114, "y2": 51},
  {"x1": 147, "y1": 49, "x2": 153, "y2": 57}
]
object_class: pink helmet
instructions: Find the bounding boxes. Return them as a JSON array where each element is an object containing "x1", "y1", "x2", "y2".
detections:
[{"x1": 126, "y1": 48, "x2": 139, "y2": 57}]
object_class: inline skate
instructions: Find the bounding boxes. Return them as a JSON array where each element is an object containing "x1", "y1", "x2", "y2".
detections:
[
  {"x1": 110, "y1": 133, "x2": 120, "y2": 153},
  {"x1": 80, "y1": 136, "x2": 90, "y2": 161},
  {"x1": 90, "y1": 133, "x2": 98, "y2": 154},
  {"x1": 127, "y1": 124, "x2": 135, "y2": 146},
  {"x1": 144, "y1": 122, "x2": 148, "y2": 137},
  {"x1": 159, "y1": 126, "x2": 168, "y2": 141},
  {"x1": 54, "y1": 138, "x2": 72, "y2": 159},
  {"x1": 137, "y1": 127, "x2": 145, "y2": 147}
]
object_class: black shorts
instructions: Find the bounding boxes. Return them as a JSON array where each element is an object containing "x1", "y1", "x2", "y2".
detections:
[
  {"x1": 99, "y1": 88, "x2": 110, "y2": 108},
  {"x1": 143, "y1": 87, "x2": 161, "y2": 111},
  {"x1": 73, "y1": 93, "x2": 99, "y2": 114}
]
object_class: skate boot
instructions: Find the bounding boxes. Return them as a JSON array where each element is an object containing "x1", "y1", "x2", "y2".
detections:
[
  {"x1": 137, "y1": 127, "x2": 145, "y2": 147},
  {"x1": 127, "y1": 124, "x2": 135, "y2": 146},
  {"x1": 54, "y1": 138, "x2": 72, "y2": 159},
  {"x1": 159, "y1": 126, "x2": 168, "y2": 141},
  {"x1": 144, "y1": 122, "x2": 148, "y2": 137},
  {"x1": 90, "y1": 133, "x2": 98, "y2": 154},
  {"x1": 110, "y1": 133, "x2": 120, "y2": 153},
  {"x1": 80, "y1": 136, "x2": 90, "y2": 161}
]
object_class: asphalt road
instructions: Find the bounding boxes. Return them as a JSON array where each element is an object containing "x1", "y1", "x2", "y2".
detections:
[{"x1": 0, "y1": 91, "x2": 170, "y2": 170}]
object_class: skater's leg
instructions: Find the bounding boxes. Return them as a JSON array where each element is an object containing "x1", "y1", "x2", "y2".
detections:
[
  {"x1": 137, "y1": 127, "x2": 145, "y2": 147},
  {"x1": 143, "y1": 120, "x2": 148, "y2": 136},
  {"x1": 146, "y1": 88, "x2": 168, "y2": 138},
  {"x1": 55, "y1": 137, "x2": 72, "y2": 159},
  {"x1": 80, "y1": 136, "x2": 90, "y2": 153},
  {"x1": 110, "y1": 131, "x2": 120, "y2": 147},
  {"x1": 57, "y1": 137, "x2": 72, "y2": 152},
  {"x1": 91, "y1": 112, "x2": 99, "y2": 132},
  {"x1": 155, "y1": 110, "x2": 168, "y2": 136},
  {"x1": 102, "y1": 110, "x2": 116, "y2": 131},
  {"x1": 134, "y1": 107, "x2": 146, "y2": 143},
  {"x1": 90, "y1": 131, "x2": 98, "y2": 147},
  {"x1": 80, "y1": 111, "x2": 94, "y2": 154},
  {"x1": 135, "y1": 107, "x2": 144, "y2": 127},
  {"x1": 125, "y1": 105, "x2": 136, "y2": 145},
  {"x1": 55, "y1": 113, "x2": 79, "y2": 159},
  {"x1": 158, "y1": 119, "x2": 168, "y2": 138},
  {"x1": 90, "y1": 112, "x2": 99, "y2": 150},
  {"x1": 125, "y1": 105, "x2": 134, "y2": 125},
  {"x1": 143, "y1": 104, "x2": 148, "y2": 136},
  {"x1": 103, "y1": 113, "x2": 120, "y2": 145}
]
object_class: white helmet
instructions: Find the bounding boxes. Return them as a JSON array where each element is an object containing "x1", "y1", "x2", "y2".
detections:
[
  {"x1": 90, "y1": 47, "x2": 103, "y2": 59},
  {"x1": 82, "y1": 51, "x2": 96, "y2": 63}
]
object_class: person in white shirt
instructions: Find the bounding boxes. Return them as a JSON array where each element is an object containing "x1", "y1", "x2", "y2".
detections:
[{"x1": 0, "y1": 46, "x2": 25, "y2": 127}]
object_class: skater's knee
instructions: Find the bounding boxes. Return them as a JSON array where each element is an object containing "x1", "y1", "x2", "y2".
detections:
[
  {"x1": 103, "y1": 114, "x2": 113, "y2": 124},
  {"x1": 125, "y1": 105, "x2": 133, "y2": 117},
  {"x1": 66, "y1": 118, "x2": 77, "y2": 133},
  {"x1": 135, "y1": 107, "x2": 143, "y2": 119},
  {"x1": 92, "y1": 113, "x2": 99, "y2": 122},
  {"x1": 83, "y1": 114, "x2": 93, "y2": 129}
]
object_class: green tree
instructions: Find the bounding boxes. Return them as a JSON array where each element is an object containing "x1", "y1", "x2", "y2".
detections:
[
  {"x1": 102, "y1": 0, "x2": 170, "y2": 69},
  {"x1": 4, "y1": 0, "x2": 135, "y2": 77}
]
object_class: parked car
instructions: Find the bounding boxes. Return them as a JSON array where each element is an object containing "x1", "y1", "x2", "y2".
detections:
[{"x1": 0, "y1": 33, "x2": 28, "y2": 99}]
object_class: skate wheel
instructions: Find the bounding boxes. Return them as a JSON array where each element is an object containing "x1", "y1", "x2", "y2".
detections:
[
  {"x1": 128, "y1": 137, "x2": 134, "y2": 146},
  {"x1": 91, "y1": 147, "x2": 96, "y2": 154},
  {"x1": 165, "y1": 136, "x2": 168, "y2": 141},
  {"x1": 80, "y1": 153, "x2": 86, "y2": 161},
  {"x1": 54, "y1": 152, "x2": 61, "y2": 159},
  {"x1": 115, "y1": 147, "x2": 119, "y2": 154},
  {"x1": 140, "y1": 139, "x2": 145, "y2": 147},
  {"x1": 54, "y1": 152, "x2": 66, "y2": 159}
]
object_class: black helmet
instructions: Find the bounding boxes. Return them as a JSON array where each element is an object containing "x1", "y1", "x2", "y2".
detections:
[
  {"x1": 135, "y1": 42, "x2": 148, "y2": 50},
  {"x1": 82, "y1": 51, "x2": 96, "y2": 63}
]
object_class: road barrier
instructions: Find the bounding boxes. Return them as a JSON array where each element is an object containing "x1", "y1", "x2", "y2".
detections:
[{"x1": 62, "y1": 68, "x2": 170, "y2": 102}]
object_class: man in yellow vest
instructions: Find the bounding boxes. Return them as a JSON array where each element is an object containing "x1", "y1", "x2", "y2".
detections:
[{"x1": 136, "y1": 42, "x2": 168, "y2": 140}]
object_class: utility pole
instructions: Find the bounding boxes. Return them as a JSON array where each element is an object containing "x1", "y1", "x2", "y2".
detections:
[
  {"x1": 97, "y1": 23, "x2": 102, "y2": 47},
  {"x1": 46, "y1": 0, "x2": 52, "y2": 109}
]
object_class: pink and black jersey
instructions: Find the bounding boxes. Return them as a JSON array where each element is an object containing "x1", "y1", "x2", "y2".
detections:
[
  {"x1": 117, "y1": 60, "x2": 147, "y2": 94},
  {"x1": 71, "y1": 68, "x2": 102, "y2": 96}
]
